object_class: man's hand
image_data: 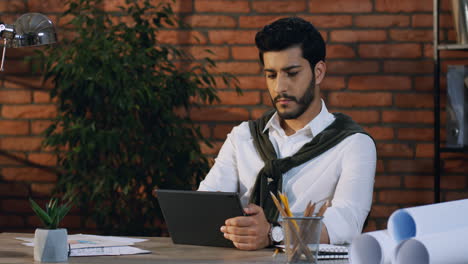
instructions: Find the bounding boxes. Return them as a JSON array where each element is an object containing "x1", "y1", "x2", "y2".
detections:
[{"x1": 220, "y1": 204, "x2": 271, "y2": 250}]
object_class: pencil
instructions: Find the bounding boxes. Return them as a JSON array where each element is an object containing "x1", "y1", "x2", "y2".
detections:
[
  {"x1": 304, "y1": 201, "x2": 315, "y2": 217},
  {"x1": 269, "y1": 191, "x2": 288, "y2": 218},
  {"x1": 317, "y1": 200, "x2": 330, "y2": 217},
  {"x1": 278, "y1": 192, "x2": 293, "y2": 217}
]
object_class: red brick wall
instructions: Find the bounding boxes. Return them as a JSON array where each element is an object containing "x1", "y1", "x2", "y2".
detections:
[{"x1": 1, "y1": 0, "x2": 467, "y2": 233}]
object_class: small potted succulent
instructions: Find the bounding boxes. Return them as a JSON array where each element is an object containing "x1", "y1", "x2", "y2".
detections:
[{"x1": 30, "y1": 198, "x2": 71, "y2": 262}]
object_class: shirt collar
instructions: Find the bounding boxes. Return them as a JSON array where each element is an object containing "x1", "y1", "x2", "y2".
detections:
[{"x1": 262, "y1": 99, "x2": 335, "y2": 136}]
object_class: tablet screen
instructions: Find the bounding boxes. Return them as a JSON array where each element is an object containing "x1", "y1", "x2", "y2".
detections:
[{"x1": 157, "y1": 189, "x2": 245, "y2": 247}]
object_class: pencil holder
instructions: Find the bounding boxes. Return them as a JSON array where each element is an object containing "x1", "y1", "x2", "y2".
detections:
[{"x1": 281, "y1": 216, "x2": 323, "y2": 264}]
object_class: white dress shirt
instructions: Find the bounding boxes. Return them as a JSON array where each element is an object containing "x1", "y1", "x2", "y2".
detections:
[{"x1": 198, "y1": 100, "x2": 376, "y2": 244}]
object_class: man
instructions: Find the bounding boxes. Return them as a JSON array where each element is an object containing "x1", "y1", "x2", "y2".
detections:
[{"x1": 198, "y1": 17, "x2": 376, "y2": 250}]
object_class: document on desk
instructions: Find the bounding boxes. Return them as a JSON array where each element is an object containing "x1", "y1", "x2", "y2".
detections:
[
  {"x1": 16, "y1": 234, "x2": 150, "y2": 256},
  {"x1": 69, "y1": 245, "x2": 150, "y2": 256}
]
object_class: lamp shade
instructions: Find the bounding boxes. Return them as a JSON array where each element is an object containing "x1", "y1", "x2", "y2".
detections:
[{"x1": 11, "y1": 13, "x2": 57, "y2": 48}]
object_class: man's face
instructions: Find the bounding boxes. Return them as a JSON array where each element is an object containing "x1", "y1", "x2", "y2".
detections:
[{"x1": 263, "y1": 46, "x2": 316, "y2": 120}]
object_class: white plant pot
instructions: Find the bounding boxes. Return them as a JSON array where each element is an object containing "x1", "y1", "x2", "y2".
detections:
[{"x1": 34, "y1": 228, "x2": 68, "y2": 262}]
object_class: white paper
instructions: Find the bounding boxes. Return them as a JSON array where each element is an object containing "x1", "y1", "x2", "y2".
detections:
[
  {"x1": 69, "y1": 246, "x2": 150, "y2": 256},
  {"x1": 16, "y1": 234, "x2": 150, "y2": 257},
  {"x1": 394, "y1": 226, "x2": 468, "y2": 264},
  {"x1": 73, "y1": 234, "x2": 147, "y2": 244},
  {"x1": 16, "y1": 237, "x2": 33, "y2": 243},
  {"x1": 388, "y1": 199, "x2": 468, "y2": 242},
  {"x1": 17, "y1": 234, "x2": 148, "y2": 249},
  {"x1": 67, "y1": 234, "x2": 134, "y2": 249},
  {"x1": 349, "y1": 230, "x2": 396, "y2": 264}
]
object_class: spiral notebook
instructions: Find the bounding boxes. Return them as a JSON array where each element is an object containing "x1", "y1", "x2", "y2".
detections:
[
  {"x1": 317, "y1": 244, "x2": 348, "y2": 260},
  {"x1": 277, "y1": 244, "x2": 348, "y2": 260}
]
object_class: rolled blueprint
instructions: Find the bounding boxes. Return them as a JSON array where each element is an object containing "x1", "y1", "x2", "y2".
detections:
[
  {"x1": 388, "y1": 199, "x2": 468, "y2": 242},
  {"x1": 349, "y1": 230, "x2": 397, "y2": 264},
  {"x1": 394, "y1": 226, "x2": 468, "y2": 264}
]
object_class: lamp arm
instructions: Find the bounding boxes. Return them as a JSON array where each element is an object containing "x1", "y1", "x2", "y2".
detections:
[
  {"x1": 0, "y1": 23, "x2": 16, "y2": 40},
  {"x1": 0, "y1": 23, "x2": 9, "y2": 71},
  {"x1": 0, "y1": 22, "x2": 16, "y2": 71},
  {"x1": 0, "y1": 23, "x2": 5, "y2": 37}
]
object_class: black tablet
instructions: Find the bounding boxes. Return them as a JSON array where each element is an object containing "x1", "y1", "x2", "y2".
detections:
[{"x1": 156, "y1": 189, "x2": 245, "y2": 248}]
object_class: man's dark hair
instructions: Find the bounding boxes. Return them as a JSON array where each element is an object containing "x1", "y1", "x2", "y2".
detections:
[{"x1": 255, "y1": 17, "x2": 326, "y2": 69}]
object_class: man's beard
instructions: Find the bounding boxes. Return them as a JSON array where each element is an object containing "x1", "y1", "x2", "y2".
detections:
[{"x1": 271, "y1": 77, "x2": 316, "y2": 120}]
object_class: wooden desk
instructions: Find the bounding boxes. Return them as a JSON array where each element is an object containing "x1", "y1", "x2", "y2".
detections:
[{"x1": 0, "y1": 233, "x2": 348, "y2": 263}]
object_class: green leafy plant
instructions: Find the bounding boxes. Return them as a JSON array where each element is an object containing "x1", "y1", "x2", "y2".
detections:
[
  {"x1": 33, "y1": 0, "x2": 239, "y2": 235},
  {"x1": 30, "y1": 198, "x2": 71, "y2": 229}
]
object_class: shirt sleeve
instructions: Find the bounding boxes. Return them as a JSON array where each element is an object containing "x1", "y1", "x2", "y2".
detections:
[
  {"x1": 322, "y1": 133, "x2": 377, "y2": 244},
  {"x1": 197, "y1": 126, "x2": 240, "y2": 192}
]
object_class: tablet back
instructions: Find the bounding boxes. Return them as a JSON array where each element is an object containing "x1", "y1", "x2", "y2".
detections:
[{"x1": 156, "y1": 189, "x2": 244, "y2": 247}]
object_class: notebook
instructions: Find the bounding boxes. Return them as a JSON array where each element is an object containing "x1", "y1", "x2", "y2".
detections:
[
  {"x1": 277, "y1": 244, "x2": 348, "y2": 260},
  {"x1": 317, "y1": 244, "x2": 348, "y2": 259},
  {"x1": 156, "y1": 189, "x2": 245, "y2": 248}
]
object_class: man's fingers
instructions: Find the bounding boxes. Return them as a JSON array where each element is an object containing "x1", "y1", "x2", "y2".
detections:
[
  {"x1": 222, "y1": 225, "x2": 258, "y2": 236},
  {"x1": 244, "y1": 203, "x2": 262, "y2": 215},
  {"x1": 222, "y1": 206, "x2": 269, "y2": 251},
  {"x1": 225, "y1": 216, "x2": 255, "y2": 227},
  {"x1": 223, "y1": 233, "x2": 255, "y2": 243}
]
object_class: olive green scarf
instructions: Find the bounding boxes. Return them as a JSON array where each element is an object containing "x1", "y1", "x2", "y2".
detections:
[{"x1": 248, "y1": 109, "x2": 371, "y2": 222}]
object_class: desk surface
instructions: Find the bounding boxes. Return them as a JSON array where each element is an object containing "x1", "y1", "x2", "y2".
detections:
[{"x1": 0, "y1": 233, "x2": 348, "y2": 264}]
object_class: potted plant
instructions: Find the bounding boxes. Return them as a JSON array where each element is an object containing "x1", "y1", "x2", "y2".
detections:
[
  {"x1": 30, "y1": 198, "x2": 71, "y2": 262},
  {"x1": 32, "y1": 0, "x2": 239, "y2": 236}
]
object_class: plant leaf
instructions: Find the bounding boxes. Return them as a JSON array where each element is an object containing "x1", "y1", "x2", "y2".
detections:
[{"x1": 30, "y1": 198, "x2": 53, "y2": 229}]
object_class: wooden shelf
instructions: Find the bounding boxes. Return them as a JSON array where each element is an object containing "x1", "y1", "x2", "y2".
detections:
[
  {"x1": 440, "y1": 146, "x2": 468, "y2": 153},
  {"x1": 437, "y1": 44, "x2": 468, "y2": 50}
]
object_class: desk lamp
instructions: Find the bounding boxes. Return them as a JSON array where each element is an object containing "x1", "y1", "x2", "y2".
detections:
[{"x1": 0, "y1": 13, "x2": 57, "y2": 71}]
